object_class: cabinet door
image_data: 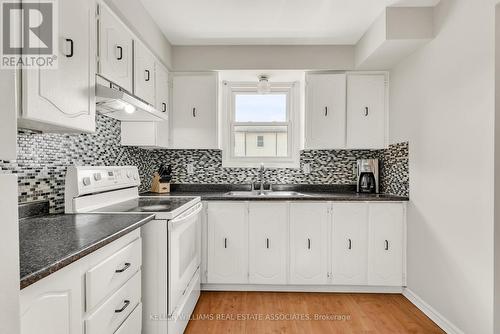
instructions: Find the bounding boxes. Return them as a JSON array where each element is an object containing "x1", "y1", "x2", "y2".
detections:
[
  {"x1": 21, "y1": 0, "x2": 96, "y2": 133},
  {"x1": 0, "y1": 70, "x2": 17, "y2": 160},
  {"x1": 346, "y1": 74, "x2": 386, "y2": 149},
  {"x1": 289, "y1": 202, "x2": 329, "y2": 285},
  {"x1": 305, "y1": 73, "x2": 346, "y2": 149},
  {"x1": 155, "y1": 62, "x2": 169, "y2": 115},
  {"x1": 133, "y1": 41, "x2": 155, "y2": 105},
  {"x1": 248, "y1": 202, "x2": 288, "y2": 285},
  {"x1": 20, "y1": 265, "x2": 82, "y2": 334},
  {"x1": 172, "y1": 74, "x2": 218, "y2": 149},
  {"x1": 121, "y1": 121, "x2": 168, "y2": 148},
  {"x1": 98, "y1": 3, "x2": 133, "y2": 92},
  {"x1": 368, "y1": 203, "x2": 404, "y2": 286},
  {"x1": 207, "y1": 202, "x2": 248, "y2": 284},
  {"x1": 331, "y1": 203, "x2": 368, "y2": 285}
]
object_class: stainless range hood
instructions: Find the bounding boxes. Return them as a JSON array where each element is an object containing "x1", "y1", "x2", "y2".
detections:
[{"x1": 95, "y1": 75, "x2": 166, "y2": 122}]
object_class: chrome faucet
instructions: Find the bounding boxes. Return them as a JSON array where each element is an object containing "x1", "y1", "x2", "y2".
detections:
[{"x1": 259, "y1": 163, "x2": 265, "y2": 194}]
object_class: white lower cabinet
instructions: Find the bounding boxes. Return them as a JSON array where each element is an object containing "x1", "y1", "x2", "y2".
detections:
[
  {"x1": 248, "y1": 202, "x2": 288, "y2": 285},
  {"x1": 331, "y1": 203, "x2": 369, "y2": 285},
  {"x1": 205, "y1": 201, "x2": 405, "y2": 289},
  {"x1": 20, "y1": 231, "x2": 142, "y2": 334},
  {"x1": 368, "y1": 203, "x2": 405, "y2": 286},
  {"x1": 20, "y1": 265, "x2": 82, "y2": 334},
  {"x1": 85, "y1": 272, "x2": 141, "y2": 334},
  {"x1": 207, "y1": 202, "x2": 248, "y2": 284},
  {"x1": 289, "y1": 202, "x2": 330, "y2": 285},
  {"x1": 114, "y1": 303, "x2": 142, "y2": 334}
]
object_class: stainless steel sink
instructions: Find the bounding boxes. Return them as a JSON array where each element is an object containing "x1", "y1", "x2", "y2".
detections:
[{"x1": 224, "y1": 191, "x2": 309, "y2": 197}]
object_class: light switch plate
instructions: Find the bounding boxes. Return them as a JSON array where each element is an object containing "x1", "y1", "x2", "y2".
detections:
[
  {"x1": 187, "y1": 163, "x2": 194, "y2": 174},
  {"x1": 303, "y1": 163, "x2": 311, "y2": 174}
]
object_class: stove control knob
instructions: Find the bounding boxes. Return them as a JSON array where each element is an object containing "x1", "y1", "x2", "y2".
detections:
[
  {"x1": 126, "y1": 171, "x2": 132, "y2": 178},
  {"x1": 82, "y1": 177, "x2": 91, "y2": 186},
  {"x1": 93, "y1": 173, "x2": 102, "y2": 181},
  {"x1": 133, "y1": 174, "x2": 138, "y2": 180}
]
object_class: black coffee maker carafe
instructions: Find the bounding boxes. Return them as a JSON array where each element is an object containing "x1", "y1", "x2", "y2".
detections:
[{"x1": 357, "y1": 159, "x2": 379, "y2": 193}]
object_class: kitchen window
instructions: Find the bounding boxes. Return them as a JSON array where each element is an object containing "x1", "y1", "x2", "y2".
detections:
[{"x1": 222, "y1": 81, "x2": 300, "y2": 168}]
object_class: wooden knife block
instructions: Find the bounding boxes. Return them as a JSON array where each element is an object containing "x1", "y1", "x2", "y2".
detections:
[{"x1": 150, "y1": 173, "x2": 170, "y2": 193}]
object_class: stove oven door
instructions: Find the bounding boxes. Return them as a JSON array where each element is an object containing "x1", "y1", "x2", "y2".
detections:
[{"x1": 168, "y1": 202, "x2": 203, "y2": 316}]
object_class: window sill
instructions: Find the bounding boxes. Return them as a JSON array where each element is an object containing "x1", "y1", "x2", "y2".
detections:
[{"x1": 221, "y1": 159, "x2": 300, "y2": 169}]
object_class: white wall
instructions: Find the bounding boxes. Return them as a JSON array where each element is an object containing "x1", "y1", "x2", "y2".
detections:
[
  {"x1": 104, "y1": 0, "x2": 173, "y2": 69},
  {"x1": 495, "y1": 5, "x2": 500, "y2": 334},
  {"x1": 173, "y1": 45, "x2": 354, "y2": 71},
  {"x1": 0, "y1": 175, "x2": 20, "y2": 334},
  {"x1": 390, "y1": 1, "x2": 496, "y2": 333}
]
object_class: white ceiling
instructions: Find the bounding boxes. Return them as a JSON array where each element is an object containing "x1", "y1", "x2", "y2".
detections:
[{"x1": 139, "y1": 0, "x2": 439, "y2": 46}]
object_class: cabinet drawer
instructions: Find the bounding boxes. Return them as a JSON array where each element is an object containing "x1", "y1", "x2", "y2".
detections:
[
  {"x1": 86, "y1": 238, "x2": 142, "y2": 310},
  {"x1": 114, "y1": 303, "x2": 142, "y2": 334},
  {"x1": 85, "y1": 271, "x2": 141, "y2": 334}
]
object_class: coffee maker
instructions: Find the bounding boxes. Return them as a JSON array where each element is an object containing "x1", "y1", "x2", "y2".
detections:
[{"x1": 356, "y1": 159, "x2": 379, "y2": 194}]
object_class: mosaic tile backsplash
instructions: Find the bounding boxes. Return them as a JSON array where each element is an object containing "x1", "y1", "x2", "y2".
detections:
[{"x1": 0, "y1": 114, "x2": 409, "y2": 213}]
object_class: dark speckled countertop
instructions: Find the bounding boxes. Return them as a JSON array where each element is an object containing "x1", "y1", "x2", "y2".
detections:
[
  {"x1": 141, "y1": 184, "x2": 409, "y2": 202},
  {"x1": 19, "y1": 202, "x2": 154, "y2": 289}
]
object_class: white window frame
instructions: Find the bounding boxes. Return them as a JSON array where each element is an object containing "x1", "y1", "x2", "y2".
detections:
[{"x1": 221, "y1": 81, "x2": 300, "y2": 168}]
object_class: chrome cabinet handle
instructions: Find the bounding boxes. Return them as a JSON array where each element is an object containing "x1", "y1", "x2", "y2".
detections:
[
  {"x1": 307, "y1": 238, "x2": 311, "y2": 250},
  {"x1": 115, "y1": 262, "x2": 131, "y2": 273},
  {"x1": 65, "y1": 38, "x2": 74, "y2": 58},
  {"x1": 116, "y1": 46, "x2": 123, "y2": 60},
  {"x1": 224, "y1": 238, "x2": 227, "y2": 249},
  {"x1": 364, "y1": 107, "x2": 369, "y2": 116},
  {"x1": 266, "y1": 238, "x2": 270, "y2": 249},
  {"x1": 348, "y1": 238, "x2": 352, "y2": 250},
  {"x1": 162, "y1": 103, "x2": 167, "y2": 112},
  {"x1": 115, "y1": 300, "x2": 130, "y2": 313},
  {"x1": 145, "y1": 70, "x2": 150, "y2": 81},
  {"x1": 192, "y1": 107, "x2": 196, "y2": 117},
  {"x1": 324, "y1": 106, "x2": 328, "y2": 116},
  {"x1": 384, "y1": 240, "x2": 389, "y2": 251}
]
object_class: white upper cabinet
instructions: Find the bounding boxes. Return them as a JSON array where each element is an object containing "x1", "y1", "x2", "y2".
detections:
[
  {"x1": 248, "y1": 202, "x2": 288, "y2": 285},
  {"x1": 346, "y1": 74, "x2": 387, "y2": 149},
  {"x1": 0, "y1": 70, "x2": 17, "y2": 160},
  {"x1": 155, "y1": 62, "x2": 169, "y2": 115},
  {"x1": 98, "y1": 3, "x2": 133, "y2": 92},
  {"x1": 331, "y1": 203, "x2": 368, "y2": 285},
  {"x1": 133, "y1": 41, "x2": 155, "y2": 105},
  {"x1": 207, "y1": 202, "x2": 248, "y2": 284},
  {"x1": 172, "y1": 73, "x2": 218, "y2": 149},
  {"x1": 121, "y1": 121, "x2": 169, "y2": 148},
  {"x1": 305, "y1": 73, "x2": 347, "y2": 149},
  {"x1": 289, "y1": 202, "x2": 330, "y2": 285},
  {"x1": 19, "y1": 0, "x2": 96, "y2": 133},
  {"x1": 368, "y1": 203, "x2": 405, "y2": 286}
]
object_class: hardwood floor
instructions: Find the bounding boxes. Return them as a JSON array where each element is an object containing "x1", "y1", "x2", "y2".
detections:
[{"x1": 185, "y1": 292, "x2": 444, "y2": 334}]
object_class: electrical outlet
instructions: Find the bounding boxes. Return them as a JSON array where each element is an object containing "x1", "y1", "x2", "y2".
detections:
[
  {"x1": 187, "y1": 163, "x2": 194, "y2": 174},
  {"x1": 303, "y1": 163, "x2": 311, "y2": 174}
]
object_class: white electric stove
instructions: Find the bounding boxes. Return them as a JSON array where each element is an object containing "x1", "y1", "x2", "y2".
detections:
[{"x1": 65, "y1": 166, "x2": 202, "y2": 334}]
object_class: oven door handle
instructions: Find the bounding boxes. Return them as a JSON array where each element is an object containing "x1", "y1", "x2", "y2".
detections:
[{"x1": 169, "y1": 202, "x2": 203, "y2": 229}]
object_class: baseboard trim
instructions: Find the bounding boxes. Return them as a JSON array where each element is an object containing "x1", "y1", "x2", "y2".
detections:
[
  {"x1": 202, "y1": 284, "x2": 403, "y2": 293},
  {"x1": 403, "y1": 288, "x2": 464, "y2": 334}
]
